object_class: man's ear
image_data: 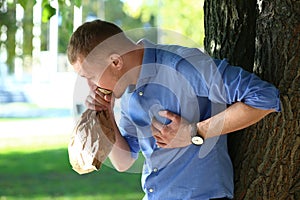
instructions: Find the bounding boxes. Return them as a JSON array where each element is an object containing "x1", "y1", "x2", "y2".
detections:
[{"x1": 109, "y1": 54, "x2": 123, "y2": 70}]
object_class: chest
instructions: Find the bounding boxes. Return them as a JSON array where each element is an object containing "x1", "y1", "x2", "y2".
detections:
[{"x1": 126, "y1": 83, "x2": 209, "y2": 127}]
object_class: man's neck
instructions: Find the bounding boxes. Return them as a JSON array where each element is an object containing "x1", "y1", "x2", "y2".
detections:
[{"x1": 123, "y1": 45, "x2": 144, "y2": 85}]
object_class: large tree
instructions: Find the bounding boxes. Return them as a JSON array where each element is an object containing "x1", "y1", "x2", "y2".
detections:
[{"x1": 204, "y1": 0, "x2": 299, "y2": 199}]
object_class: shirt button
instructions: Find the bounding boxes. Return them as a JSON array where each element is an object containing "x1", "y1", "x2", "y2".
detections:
[
  {"x1": 138, "y1": 91, "x2": 143, "y2": 96},
  {"x1": 149, "y1": 188, "x2": 154, "y2": 193},
  {"x1": 153, "y1": 168, "x2": 158, "y2": 172}
]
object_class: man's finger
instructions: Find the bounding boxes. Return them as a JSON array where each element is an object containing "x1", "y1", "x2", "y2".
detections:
[
  {"x1": 151, "y1": 117, "x2": 165, "y2": 131},
  {"x1": 85, "y1": 100, "x2": 107, "y2": 111},
  {"x1": 86, "y1": 95, "x2": 100, "y2": 106},
  {"x1": 103, "y1": 94, "x2": 112, "y2": 102},
  {"x1": 89, "y1": 92, "x2": 111, "y2": 107},
  {"x1": 158, "y1": 110, "x2": 178, "y2": 121},
  {"x1": 156, "y1": 142, "x2": 167, "y2": 148},
  {"x1": 153, "y1": 133, "x2": 164, "y2": 142},
  {"x1": 151, "y1": 124, "x2": 160, "y2": 135}
]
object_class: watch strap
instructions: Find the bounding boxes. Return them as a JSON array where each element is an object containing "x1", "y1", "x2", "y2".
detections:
[
  {"x1": 190, "y1": 122, "x2": 198, "y2": 137},
  {"x1": 190, "y1": 122, "x2": 204, "y2": 145}
]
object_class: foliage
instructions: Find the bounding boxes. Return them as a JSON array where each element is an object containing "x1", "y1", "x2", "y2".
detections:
[
  {"x1": 41, "y1": 1, "x2": 56, "y2": 22},
  {"x1": 18, "y1": 0, "x2": 36, "y2": 10},
  {"x1": 160, "y1": 0, "x2": 204, "y2": 46},
  {"x1": 136, "y1": 0, "x2": 205, "y2": 46},
  {"x1": 0, "y1": 0, "x2": 82, "y2": 72},
  {"x1": 0, "y1": 0, "x2": 205, "y2": 74}
]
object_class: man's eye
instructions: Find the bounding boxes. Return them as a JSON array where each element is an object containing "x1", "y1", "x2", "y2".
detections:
[{"x1": 85, "y1": 75, "x2": 94, "y2": 80}]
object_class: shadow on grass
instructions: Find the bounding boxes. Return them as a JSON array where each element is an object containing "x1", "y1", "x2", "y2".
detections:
[{"x1": 0, "y1": 148, "x2": 144, "y2": 199}]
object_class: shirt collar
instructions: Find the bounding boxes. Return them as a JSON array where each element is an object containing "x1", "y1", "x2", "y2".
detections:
[{"x1": 134, "y1": 39, "x2": 157, "y2": 89}]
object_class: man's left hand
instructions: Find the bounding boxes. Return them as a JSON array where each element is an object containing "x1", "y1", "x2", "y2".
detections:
[{"x1": 151, "y1": 110, "x2": 192, "y2": 148}]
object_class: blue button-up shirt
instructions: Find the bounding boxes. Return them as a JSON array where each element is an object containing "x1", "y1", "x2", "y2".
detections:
[{"x1": 118, "y1": 40, "x2": 281, "y2": 200}]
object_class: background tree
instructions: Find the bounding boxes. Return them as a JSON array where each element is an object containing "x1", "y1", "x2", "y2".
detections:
[
  {"x1": 21, "y1": 0, "x2": 34, "y2": 57},
  {"x1": 0, "y1": 0, "x2": 205, "y2": 74},
  {"x1": 204, "y1": 0, "x2": 299, "y2": 199},
  {"x1": 0, "y1": 1, "x2": 16, "y2": 73},
  {"x1": 139, "y1": 0, "x2": 204, "y2": 46}
]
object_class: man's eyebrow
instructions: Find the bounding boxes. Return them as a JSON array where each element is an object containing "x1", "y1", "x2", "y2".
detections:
[{"x1": 79, "y1": 72, "x2": 93, "y2": 79}]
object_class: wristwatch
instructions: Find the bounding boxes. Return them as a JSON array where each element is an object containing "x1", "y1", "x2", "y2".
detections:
[{"x1": 190, "y1": 123, "x2": 204, "y2": 145}]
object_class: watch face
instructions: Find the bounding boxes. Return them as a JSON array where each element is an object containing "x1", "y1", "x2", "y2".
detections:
[{"x1": 192, "y1": 136, "x2": 204, "y2": 145}]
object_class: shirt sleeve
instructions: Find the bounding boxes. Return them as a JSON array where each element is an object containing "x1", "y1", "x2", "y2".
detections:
[
  {"x1": 210, "y1": 59, "x2": 281, "y2": 111},
  {"x1": 118, "y1": 99, "x2": 141, "y2": 159}
]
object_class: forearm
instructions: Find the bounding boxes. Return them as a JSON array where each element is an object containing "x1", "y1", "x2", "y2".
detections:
[
  {"x1": 197, "y1": 102, "x2": 275, "y2": 139},
  {"x1": 108, "y1": 116, "x2": 135, "y2": 172}
]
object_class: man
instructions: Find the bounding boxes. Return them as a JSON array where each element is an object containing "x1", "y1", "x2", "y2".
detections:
[{"x1": 67, "y1": 20, "x2": 281, "y2": 200}]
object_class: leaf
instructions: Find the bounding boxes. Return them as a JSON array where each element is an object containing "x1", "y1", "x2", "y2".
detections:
[
  {"x1": 58, "y1": 0, "x2": 65, "y2": 7},
  {"x1": 74, "y1": 0, "x2": 82, "y2": 8},
  {"x1": 17, "y1": 0, "x2": 27, "y2": 9},
  {"x1": 42, "y1": 0, "x2": 48, "y2": 7},
  {"x1": 42, "y1": 3, "x2": 56, "y2": 23}
]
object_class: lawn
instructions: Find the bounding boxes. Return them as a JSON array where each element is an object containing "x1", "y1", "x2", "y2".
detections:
[{"x1": 0, "y1": 117, "x2": 144, "y2": 200}]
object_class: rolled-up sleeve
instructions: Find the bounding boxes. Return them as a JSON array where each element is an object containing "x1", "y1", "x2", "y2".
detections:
[
  {"x1": 210, "y1": 59, "x2": 281, "y2": 111},
  {"x1": 118, "y1": 108, "x2": 140, "y2": 160}
]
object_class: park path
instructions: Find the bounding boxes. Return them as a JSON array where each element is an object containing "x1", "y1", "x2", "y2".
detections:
[{"x1": 0, "y1": 117, "x2": 74, "y2": 150}]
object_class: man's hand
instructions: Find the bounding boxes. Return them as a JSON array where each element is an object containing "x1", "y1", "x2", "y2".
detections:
[
  {"x1": 85, "y1": 80, "x2": 113, "y2": 111},
  {"x1": 151, "y1": 110, "x2": 192, "y2": 148}
]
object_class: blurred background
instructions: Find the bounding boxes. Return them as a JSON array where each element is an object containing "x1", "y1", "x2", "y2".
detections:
[{"x1": 0, "y1": 0, "x2": 204, "y2": 199}]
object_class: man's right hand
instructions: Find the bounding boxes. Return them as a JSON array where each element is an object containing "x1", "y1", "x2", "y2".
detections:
[{"x1": 85, "y1": 80, "x2": 113, "y2": 111}]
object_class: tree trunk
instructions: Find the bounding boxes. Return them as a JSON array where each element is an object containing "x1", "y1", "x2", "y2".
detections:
[
  {"x1": 204, "y1": 0, "x2": 257, "y2": 71},
  {"x1": 0, "y1": 1, "x2": 17, "y2": 74},
  {"x1": 204, "y1": 0, "x2": 300, "y2": 199}
]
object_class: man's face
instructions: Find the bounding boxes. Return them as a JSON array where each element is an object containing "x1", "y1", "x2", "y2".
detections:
[
  {"x1": 73, "y1": 54, "x2": 110, "y2": 84},
  {"x1": 72, "y1": 56, "x2": 126, "y2": 98}
]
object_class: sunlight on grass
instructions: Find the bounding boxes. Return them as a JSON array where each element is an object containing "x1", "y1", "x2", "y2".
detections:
[{"x1": 0, "y1": 117, "x2": 73, "y2": 153}]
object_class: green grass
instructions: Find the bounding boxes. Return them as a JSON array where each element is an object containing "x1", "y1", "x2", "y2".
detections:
[
  {"x1": 0, "y1": 118, "x2": 145, "y2": 200},
  {"x1": 0, "y1": 148, "x2": 144, "y2": 200}
]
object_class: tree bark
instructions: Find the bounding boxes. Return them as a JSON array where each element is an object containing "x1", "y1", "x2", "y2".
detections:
[
  {"x1": 204, "y1": 0, "x2": 300, "y2": 199},
  {"x1": 204, "y1": 0, "x2": 257, "y2": 71}
]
